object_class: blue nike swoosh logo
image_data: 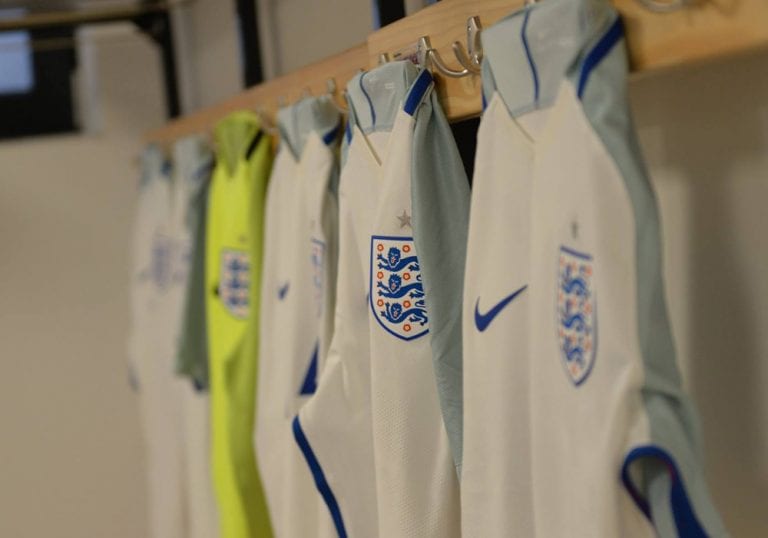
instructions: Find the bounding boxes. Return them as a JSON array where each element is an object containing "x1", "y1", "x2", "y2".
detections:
[
  {"x1": 277, "y1": 282, "x2": 290, "y2": 300},
  {"x1": 474, "y1": 285, "x2": 528, "y2": 332}
]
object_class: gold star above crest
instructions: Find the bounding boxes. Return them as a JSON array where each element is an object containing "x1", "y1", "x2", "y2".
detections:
[{"x1": 397, "y1": 210, "x2": 412, "y2": 229}]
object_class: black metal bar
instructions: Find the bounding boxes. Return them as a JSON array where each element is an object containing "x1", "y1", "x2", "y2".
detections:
[
  {"x1": 0, "y1": 25, "x2": 78, "y2": 139},
  {"x1": 134, "y1": 11, "x2": 181, "y2": 119},
  {"x1": 0, "y1": 1, "x2": 181, "y2": 122},
  {"x1": 375, "y1": 0, "x2": 406, "y2": 28},
  {"x1": 156, "y1": 12, "x2": 181, "y2": 118},
  {"x1": 236, "y1": 0, "x2": 264, "y2": 87}
]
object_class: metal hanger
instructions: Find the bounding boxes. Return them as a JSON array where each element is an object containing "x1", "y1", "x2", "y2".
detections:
[
  {"x1": 256, "y1": 107, "x2": 279, "y2": 136},
  {"x1": 416, "y1": 16, "x2": 484, "y2": 78},
  {"x1": 452, "y1": 16, "x2": 483, "y2": 74},
  {"x1": 326, "y1": 78, "x2": 349, "y2": 114},
  {"x1": 417, "y1": 36, "x2": 470, "y2": 78}
]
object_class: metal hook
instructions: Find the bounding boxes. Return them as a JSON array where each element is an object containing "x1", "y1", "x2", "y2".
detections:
[
  {"x1": 256, "y1": 106, "x2": 279, "y2": 136},
  {"x1": 452, "y1": 16, "x2": 482, "y2": 74},
  {"x1": 326, "y1": 78, "x2": 348, "y2": 114},
  {"x1": 417, "y1": 36, "x2": 471, "y2": 78},
  {"x1": 634, "y1": 0, "x2": 690, "y2": 12}
]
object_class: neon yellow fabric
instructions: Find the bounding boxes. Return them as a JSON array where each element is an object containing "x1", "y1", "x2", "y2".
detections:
[{"x1": 206, "y1": 111, "x2": 273, "y2": 538}]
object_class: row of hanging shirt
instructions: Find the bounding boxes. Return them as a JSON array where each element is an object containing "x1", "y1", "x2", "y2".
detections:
[{"x1": 129, "y1": 0, "x2": 729, "y2": 537}]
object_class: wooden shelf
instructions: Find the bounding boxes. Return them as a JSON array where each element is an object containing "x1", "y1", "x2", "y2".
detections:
[
  {"x1": 144, "y1": 0, "x2": 768, "y2": 145},
  {"x1": 615, "y1": 0, "x2": 768, "y2": 71},
  {"x1": 145, "y1": 44, "x2": 368, "y2": 145}
]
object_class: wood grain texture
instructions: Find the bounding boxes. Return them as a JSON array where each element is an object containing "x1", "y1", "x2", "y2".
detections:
[
  {"x1": 614, "y1": 0, "x2": 768, "y2": 71},
  {"x1": 144, "y1": 0, "x2": 768, "y2": 144}
]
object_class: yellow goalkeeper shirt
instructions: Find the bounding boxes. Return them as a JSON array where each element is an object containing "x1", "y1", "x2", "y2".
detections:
[{"x1": 206, "y1": 111, "x2": 273, "y2": 538}]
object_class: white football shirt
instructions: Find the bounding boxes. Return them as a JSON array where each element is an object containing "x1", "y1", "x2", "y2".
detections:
[
  {"x1": 172, "y1": 135, "x2": 219, "y2": 538},
  {"x1": 295, "y1": 61, "x2": 461, "y2": 537},
  {"x1": 462, "y1": 1, "x2": 727, "y2": 536},
  {"x1": 365, "y1": 66, "x2": 460, "y2": 538},
  {"x1": 130, "y1": 139, "x2": 220, "y2": 538},
  {"x1": 255, "y1": 96, "x2": 340, "y2": 538},
  {"x1": 291, "y1": 88, "x2": 384, "y2": 538},
  {"x1": 461, "y1": 92, "x2": 538, "y2": 536},
  {"x1": 129, "y1": 146, "x2": 187, "y2": 538}
]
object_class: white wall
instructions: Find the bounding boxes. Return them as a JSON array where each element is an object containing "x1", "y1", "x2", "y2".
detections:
[
  {"x1": 632, "y1": 49, "x2": 768, "y2": 536},
  {"x1": 169, "y1": 0, "x2": 372, "y2": 114},
  {"x1": 0, "y1": 27, "x2": 163, "y2": 538},
  {"x1": 265, "y1": 0, "x2": 372, "y2": 75},
  {"x1": 173, "y1": 0, "x2": 243, "y2": 109}
]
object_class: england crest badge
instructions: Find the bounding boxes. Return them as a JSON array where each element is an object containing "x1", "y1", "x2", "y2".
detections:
[
  {"x1": 220, "y1": 248, "x2": 250, "y2": 319},
  {"x1": 149, "y1": 232, "x2": 172, "y2": 290},
  {"x1": 557, "y1": 246, "x2": 597, "y2": 386},
  {"x1": 370, "y1": 236, "x2": 429, "y2": 341}
]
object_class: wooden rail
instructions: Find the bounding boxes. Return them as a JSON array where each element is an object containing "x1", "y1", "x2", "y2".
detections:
[{"x1": 144, "y1": 0, "x2": 768, "y2": 145}]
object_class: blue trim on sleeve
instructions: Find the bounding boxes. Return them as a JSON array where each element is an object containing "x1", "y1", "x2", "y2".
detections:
[
  {"x1": 359, "y1": 72, "x2": 376, "y2": 127},
  {"x1": 298, "y1": 342, "x2": 319, "y2": 395},
  {"x1": 577, "y1": 16, "x2": 623, "y2": 99},
  {"x1": 292, "y1": 416, "x2": 348, "y2": 538},
  {"x1": 621, "y1": 445, "x2": 708, "y2": 538},
  {"x1": 345, "y1": 119, "x2": 353, "y2": 144},
  {"x1": 521, "y1": 8, "x2": 539, "y2": 105},
  {"x1": 322, "y1": 124, "x2": 340, "y2": 146},
  {"x1": 403, "y1": 69, "x2": 433, "y2": 116}
]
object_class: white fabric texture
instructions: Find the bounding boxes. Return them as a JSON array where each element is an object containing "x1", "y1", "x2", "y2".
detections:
[
  {"x1": 461, "y1": 82, "x2": 660, "y2": 537},
  {"x1": 529, "y1": 83, "x2": 657, "y2": 536},
  {"x1": 172, "y1": 137, "x2": 219, "y2": 538},
  {"x1": 460, "y1": 95, "x2": 539, "y2": 537},
  {"x1": 130, "y1": 149, "x2": 186, "y2": 538},
  {"x1": 256, "y1": 126, "x2": 338, "y2": 538},
  {"x1": 366, "y1": 110, "x2": 460, "y2": 538},
  {"x1": 294, "y1": 124, "x2": 381, "y2": 537},
  {"x1": 129, "y1": 143, "x2": 218, "y2": 538},
  {"x1": 461, "y1": 71, "x2": 725, "y2": 536},
  {"x1": 295, "y1": 62, "x2": 460, "y2": 537},
  {"x1": 462, "y1": 1, "x2": 726, "y2": 535}
]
